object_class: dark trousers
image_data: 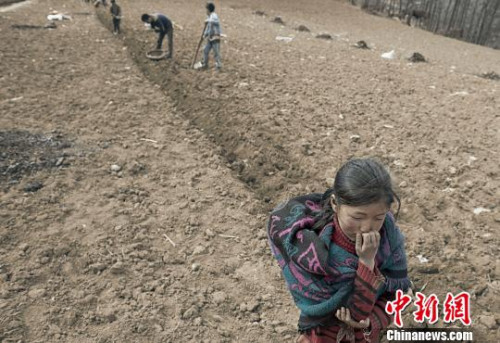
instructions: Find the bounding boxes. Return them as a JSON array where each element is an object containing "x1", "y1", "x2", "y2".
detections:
[
  {"x1": 112, "y1": 18, "x2": 120, "y2": 33},
  {"x1": 157, "y1": 28, "x2": 173, "y2": 57}
]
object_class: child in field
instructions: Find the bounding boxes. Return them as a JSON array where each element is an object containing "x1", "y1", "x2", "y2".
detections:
[
  {"x1": 110, "y1": 0, "x2": 121, "y2": 35},
  {"x1": 200, "y1": 2, "x2": 222, "y2": 70},
  {"x1": 141, "y1": 13, "x2": 173, "y2": 58},
  {"x1": 267, "y1": 158, "x2": 411, "y2": 343}
]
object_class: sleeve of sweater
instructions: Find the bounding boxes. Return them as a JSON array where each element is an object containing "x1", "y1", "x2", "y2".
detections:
[
  {"x1": 367, "y1": 293, "x2": 393, "y2": 332},
  {"x1": 347, "y1": 262, "x2": 385, "y2": 322}
]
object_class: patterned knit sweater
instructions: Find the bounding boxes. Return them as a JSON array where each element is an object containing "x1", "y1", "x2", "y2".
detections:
[{"x1": 267, "y1": 193, "x2": 411, "y2": 342}]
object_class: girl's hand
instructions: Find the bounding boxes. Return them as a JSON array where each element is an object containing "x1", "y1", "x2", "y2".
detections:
[
  {"x1": 296, "y1": 334, "x2": 312, "y2": 343},
  {"x1": 336, "y1": 307, "x2": 370, "y2": 329},
  {"x1": 355, "y1": 231, "x2": 380, "y2": 270}
]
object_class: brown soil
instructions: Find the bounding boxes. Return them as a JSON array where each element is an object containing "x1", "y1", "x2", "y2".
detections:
[{"x1": 0, "y1": 0, "x2": 498, "y2": 342}]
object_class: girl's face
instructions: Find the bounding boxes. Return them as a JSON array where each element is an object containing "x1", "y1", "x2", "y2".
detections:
[{"x1": 333, "y1": 199, "x2": 389, "y2": 241}]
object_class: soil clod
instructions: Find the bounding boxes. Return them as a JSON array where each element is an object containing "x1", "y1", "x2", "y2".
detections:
[
  {"x1": 354, "y1": 40, "x2": 369, "y2": 49},
  {"x1": 296, "y1": 24, "x2": 310, "y2": 32},
  {"x1": 271, "y1": 16, "x2": 285, "y2": 25},
  {"x1": 479, "y1": 71, "x2": 500, "y2": 81},
  {"x1": 23, "y1": 181, "x2": 43, "y2": 192},
  {"x1": 408, "y1": 52, "x2": 426, "y2": 63},
  {"x1": 315, "y1": 33, "x2": 332, "y2": 40}
]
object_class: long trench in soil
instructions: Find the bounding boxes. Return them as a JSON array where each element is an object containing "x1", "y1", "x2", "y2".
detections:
[{"x1": 95, "y1": 10, "x2": 307, "y2": 205}]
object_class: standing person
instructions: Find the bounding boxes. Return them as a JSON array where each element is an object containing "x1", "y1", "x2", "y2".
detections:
[
  {"x1": 141, "y1": 13, "x2": 173, "y2": 58},
  {"x1": 267, "y1": 158, "x2": 411, "y2": 343},
  {"x1": 110, "y1": 0, "x2": 121, "y2": 35},
  {"x1": 200, "y1": 2, "x2": 222, "y2": 71}
]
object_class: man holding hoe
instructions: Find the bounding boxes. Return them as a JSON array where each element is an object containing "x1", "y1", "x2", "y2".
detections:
[{"x1": 199, "y1": 2, "x2": 222, "y2": 71}]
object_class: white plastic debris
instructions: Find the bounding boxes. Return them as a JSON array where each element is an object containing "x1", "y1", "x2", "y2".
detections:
[
  {"x1": 441, "y1": 187, "x2": 455, "y2": 193},
  {"x1": 416, "y1": 255, "x2": 429, "y2": 263},
  {"x1": 193, "y1": 61, "x2": 203, "y2": 70},
  {"x1": 381, "y1": 50, "x2": 396, "y2": 60},
  {"x1": 275, "y1": 36, "x2": 294, "y2": 43},
  {"x1": 473, "y1": 207, "x2": 491, "y2": 215},
  {"x1": 47, "y1": 14, "x2": 62, "y2": 20},
  {"x1": 349, "y1": 134, "x2": 361, "y2": 142},
  {"x1": 467, "y1": 156, "x2": 477, "y2": 165},
  {"x1": 450, "y1": 91, "x2": 469, "y2": 96},
  {"x1": 47, "y1": 13, "x2": 71, "y2": 21},
  {"x1": 2, "y1": 96, "x2": 23, "y2": 103},
  {"x1": 110, "y1": 164, "x2": 122, "y2": 172}
]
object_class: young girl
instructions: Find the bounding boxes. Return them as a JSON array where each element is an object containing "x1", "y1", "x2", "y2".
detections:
[{"x1": 267, "y1": 158, "x2": 411, "y2": 343}]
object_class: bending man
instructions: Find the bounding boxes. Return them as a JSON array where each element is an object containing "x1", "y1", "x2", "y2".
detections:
[{"x1": 141, "y1": 13, "x2": 173, "y2": 58}]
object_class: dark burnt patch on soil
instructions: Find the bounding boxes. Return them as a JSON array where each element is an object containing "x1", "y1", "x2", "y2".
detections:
[{"x1": 0, "y1": 130, "x2": 72, "y2": 189}]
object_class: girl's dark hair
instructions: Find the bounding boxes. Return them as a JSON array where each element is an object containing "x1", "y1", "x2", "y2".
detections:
[
  {"x1": 206, "y1": 2, "x2": 215, "y2": 12},
  {"x1": 312, "y1": 157, "x2": 401, "y2": 231},
  {"x1": 141, "y1": 14, "x2": 150, "y2": 22}
]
